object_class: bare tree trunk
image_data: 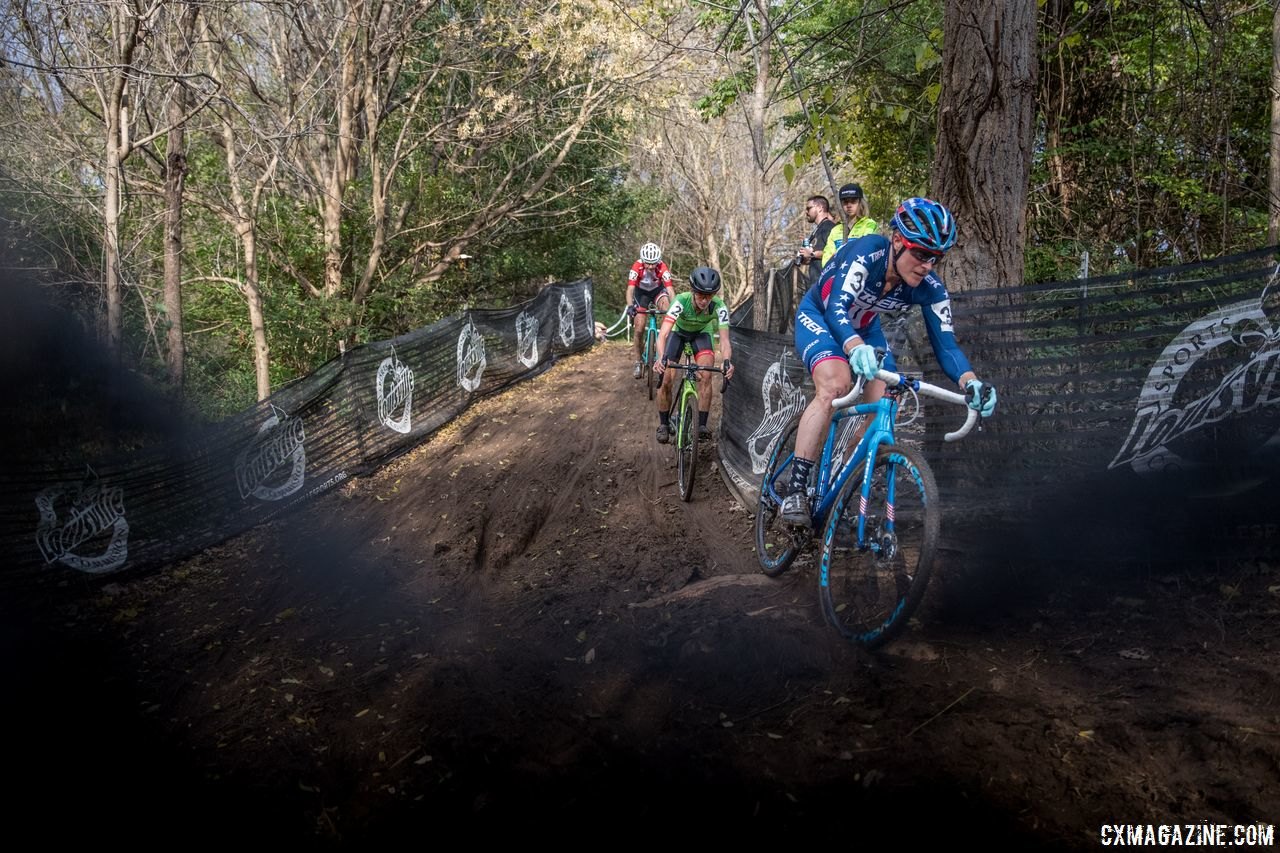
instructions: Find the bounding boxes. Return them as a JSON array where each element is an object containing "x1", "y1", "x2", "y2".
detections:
[
  {"x1": 162, "y1": 117, "x2": 186, "y2": 387},
  {"x1": 104, "y1": 108, "x2": 125, "y2": 357},
  {"x1": 161, "y1": 3, "x2": 200, "y2": 389},
  {"x1": 932, "y1": 0, "x2": 1036, "y2": 302},
  {"x1": 1271, "y1": 0, "x2": 1280, "y2": 244},
  {"x1": 103, "y1": 1, "x2": 142, "y2": 358},
  {"x1": 218, "y1": 99, "x2": 275, "y2": 401},
  {"x1": 1041, "y1": 0, "x2": 1075, "y2": 223},
  {"x1": 240, "y1": 228, "x2": 272, "y2": 399},
  {"x1": 200, "y1": 5, "x2": 276, "y2": 401},
  {"x1": 747, "y1": 0, "x2": 772, "y2": 331},
  {"x1": 321, "y1": 9, "x2": 363, "y2": 300}
]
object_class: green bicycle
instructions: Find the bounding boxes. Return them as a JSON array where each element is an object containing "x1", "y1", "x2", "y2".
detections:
[{"x1": 661, "y1": 355, "x2": 730, "y2": 501}]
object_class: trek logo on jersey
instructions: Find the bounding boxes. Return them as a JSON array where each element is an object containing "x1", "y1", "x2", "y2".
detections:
[
  {"x1": 457, "y1": 319, "x2": 486, "y2": 392},
  {"x1": 236, "y1": 405, "x2": 307, "y2": 501},
  {"x1": 1110, "y1": 292, "x2": 1280, "y2": 473},
  {"x1": 516, "y1": 309, "x2": 540, "y2": 368},
  {"x1": 35, "y1": 469, "x2": 129, "y2": 574},
  {"x1": 376, "y1": 346, "x2": 414, "y2": 434},
  {"x1": 747, "y1": 355, "x2": 808, "y2": 474},
  {"x1": 558, "y1": 293, "x2": 575, "y2": 347}
]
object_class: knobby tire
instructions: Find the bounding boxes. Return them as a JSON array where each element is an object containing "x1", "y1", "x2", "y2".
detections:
[
  {"x1": 677, "y1": 391, "x2": 699, "y2": 501},
  {"x1": 753, "y1": 412, "x2": 808, "y2": 577},
  {"x1": 645, "y1": 331, "x2": 656, "y2": 400},
  {"x1": 818, "y1": 443, "x2": 939, "y2": 649}
]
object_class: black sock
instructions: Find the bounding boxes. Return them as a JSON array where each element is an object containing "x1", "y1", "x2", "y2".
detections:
[
  {"x1": 790, "y1": 457, "x2": 815, "y2": 494},
  {"x1": 659, "y1": 412, "x2": 669, "y2": 427},
  {"x1": 698, "y1": 411, "x2": 708, "y2": 427}
]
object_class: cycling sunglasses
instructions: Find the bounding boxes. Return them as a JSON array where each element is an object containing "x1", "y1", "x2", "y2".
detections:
[{"x1": 900, "y1": 237, "x2": 945, "y2": 265}]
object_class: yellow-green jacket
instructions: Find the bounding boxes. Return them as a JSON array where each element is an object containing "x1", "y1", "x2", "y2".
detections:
[{"x1": 821, "y1": 217, "x2": 879, "y2": 265}]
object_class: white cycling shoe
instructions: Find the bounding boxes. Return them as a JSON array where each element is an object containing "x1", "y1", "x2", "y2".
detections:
[{"x1": 778, "y1": 492, "x2": 812, "y2": 527}]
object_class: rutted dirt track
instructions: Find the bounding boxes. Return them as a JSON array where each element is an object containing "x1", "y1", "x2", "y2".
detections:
[{"x1": 7, "y1": 343, "x2": 1279, "y2": 847}]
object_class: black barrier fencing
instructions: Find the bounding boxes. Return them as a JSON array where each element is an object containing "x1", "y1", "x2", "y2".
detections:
[
  {"x1": 0, "y1": 280, "x2": 596, "y2": 584},
  {"x1": 720, "y1": 246, "x2": 1280, "y2": 566}
]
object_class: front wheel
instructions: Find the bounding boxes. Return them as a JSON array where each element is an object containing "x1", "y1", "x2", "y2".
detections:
[
  {"x1": 676, "y1": 392, "x2": 699, "y2": 501},
  {"x1": 753, "y1": 412, "x2": 809, "y2": 577},
  {"x1": 818, "y1": 443, "x2": 939, "y2": 649},
  {"x1": 645, "y1": 334, "x2": 656, "y2": 400}
]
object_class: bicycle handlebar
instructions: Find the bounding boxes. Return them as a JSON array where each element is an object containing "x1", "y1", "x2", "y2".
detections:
[
  {"x1": 661, "y1": 360, "x2": 732, "y2": 393},
  {"x1": 832, "y1": 369, "x2": 978, "y2": 442}
]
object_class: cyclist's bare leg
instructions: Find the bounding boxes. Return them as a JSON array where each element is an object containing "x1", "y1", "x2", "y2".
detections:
[
  {"x1": 656, "y1": 361, "x2": 675, "y2": 412},
  {"x1": 795, "y1": 358, "x2": 854, "y2": 461},
  {"x1": 843, "y1": 378, "x2": 885, "y2": 453},
  {"x1": 632, "y1": 312, "x2": 646, "y2": 361},
  {"x1": 695, "y1": 350, "x2": 715, "y2": 413}
]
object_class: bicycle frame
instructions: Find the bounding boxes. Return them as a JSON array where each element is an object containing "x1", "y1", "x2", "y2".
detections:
[
  {"x1": 763, "y1": 369, "x2": 977, "y2": 545},
  {"x1": 665, "y1": 354, "x2": 729, "y2": 501},
  {"x1": 637, "y1": 307, "x2": 661, "y2": 362},
  {"x1": 666, "y1": 355, "x2": 723, "y2": 438},
  {"x1": 808, "y1": 397, "x2": 897, "y2": 542},
  {"x1": 754, "y1": 366, "x2": 982, "y2": 646}
]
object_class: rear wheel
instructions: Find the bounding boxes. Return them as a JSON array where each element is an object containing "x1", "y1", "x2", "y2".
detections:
[
  {"x1": 753, "y1": 413, "x2": 809, "y2": 577},
  {"x1": 818, "y1": 443, "x2": 939, "y2": 649}
]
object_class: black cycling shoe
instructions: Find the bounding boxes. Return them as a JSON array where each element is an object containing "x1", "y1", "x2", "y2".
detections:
[
  {"x1": 656, "y1": 424, "x2": 670, "y2": 444},
  {"x1": 698, "y1": 426, "x2": 712, "y2": 441}
]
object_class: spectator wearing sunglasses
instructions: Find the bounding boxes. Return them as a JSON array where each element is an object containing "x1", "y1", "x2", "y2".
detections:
[{"x1": 780, "y1": 197, "x2": 998, "y2": 527}]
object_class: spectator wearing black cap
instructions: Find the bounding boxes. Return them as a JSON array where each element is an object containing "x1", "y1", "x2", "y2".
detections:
[{"x1": 821, "y1": 183, "x2": 879, "y2": 265}]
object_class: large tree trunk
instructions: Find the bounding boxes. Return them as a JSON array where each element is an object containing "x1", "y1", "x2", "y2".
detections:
[
  {"x1": 927, "y1": 0, "x2": 1036, "y2": 442},
  {"x1": 1271, "y1": 0, "x2": 1280, "y2": 245},
  {"x1": 931, "y1": 0, "x2": 1037, "y2": 298}
]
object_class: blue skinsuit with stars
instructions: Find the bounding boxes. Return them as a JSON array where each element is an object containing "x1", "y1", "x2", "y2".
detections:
[{"x1": 793, "y1": 233, "x2": 972, "y2": 382}]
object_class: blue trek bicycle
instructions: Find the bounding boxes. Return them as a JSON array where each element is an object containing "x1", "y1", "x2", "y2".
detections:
[{"x1": 754, "y1": 363, "x2": 988, "y2": 648}]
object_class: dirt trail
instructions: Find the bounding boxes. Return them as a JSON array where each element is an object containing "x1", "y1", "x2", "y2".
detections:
[{"x1": 6, "y1": 343, "x2": 1279, "y2": 847}]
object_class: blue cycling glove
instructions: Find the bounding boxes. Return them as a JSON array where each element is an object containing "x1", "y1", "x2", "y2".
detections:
[
  {"x1": 849, "y1": 343, "x2": 878, "y2": 380},
  {"x1": 965, "y1": 379, "x2": 997, "y2": 417},
  {"x1": 626, "y1": 304, "x2": 638, "y2": 318}
]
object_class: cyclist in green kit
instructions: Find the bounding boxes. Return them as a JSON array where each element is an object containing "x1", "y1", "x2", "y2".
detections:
[{"x1": 653, "y1": 267, "x2": 735, "y2": 443}]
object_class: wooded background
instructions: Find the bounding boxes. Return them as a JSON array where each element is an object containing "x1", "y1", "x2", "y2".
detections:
[{"x1": 2, "y1": 0, "x2": 1275, "y2": 416}]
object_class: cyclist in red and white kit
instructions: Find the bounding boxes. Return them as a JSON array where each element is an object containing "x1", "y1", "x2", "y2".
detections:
[{"x1": 626, "y1": 242, "x2": 675, "y2": 379}]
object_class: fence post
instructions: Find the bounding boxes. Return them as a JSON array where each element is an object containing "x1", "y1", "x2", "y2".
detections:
[{"x1": 764, "y1": 269, "x2": 776, "y2": 333}]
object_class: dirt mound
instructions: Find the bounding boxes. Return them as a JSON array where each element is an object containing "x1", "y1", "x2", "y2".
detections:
[{"x1": 5, "y1": 344, "x2": 1278, "y2": 846}]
